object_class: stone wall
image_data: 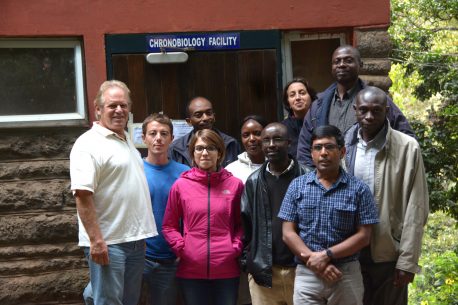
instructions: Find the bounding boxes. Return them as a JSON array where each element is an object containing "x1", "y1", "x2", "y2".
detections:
[
  {"x1": 355, "y1": 27, "x2": 393, "y2": 91},
  {"x1": 0, "y1": 127, "x2": 88, "y2": 305}
]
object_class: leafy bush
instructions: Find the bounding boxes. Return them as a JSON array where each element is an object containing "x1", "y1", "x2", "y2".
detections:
[
  {"x1": 389, "y1": 0, "x2": 458, "y2": 221},
  {"x1": 410, "y1": 105, "x2": 458, "y2": 219},
  {"x1": 409, "y1": 212, "x2": 458, "y2": 304}
]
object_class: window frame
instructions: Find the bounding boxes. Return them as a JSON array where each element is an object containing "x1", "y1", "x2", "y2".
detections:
[{"x1": 0, "y1": 38, "x2": 87, "y2": 127}]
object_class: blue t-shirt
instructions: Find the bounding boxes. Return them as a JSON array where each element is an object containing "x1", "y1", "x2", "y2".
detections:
[
  {"x1": 278, "y1": 169, "x2": 379, "y2": 264},
  {"x1": 144, "y1": 159, "x2": 189, "y2": 260}
]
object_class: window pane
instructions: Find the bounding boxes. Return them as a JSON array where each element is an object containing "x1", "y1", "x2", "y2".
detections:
[{"x1": 0, "y1": 47, "x2": 77, "y2": 115}]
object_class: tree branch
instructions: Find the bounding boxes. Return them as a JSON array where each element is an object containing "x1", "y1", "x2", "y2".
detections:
[{"x1": 431, "y1": 27, "x2": 458, "y2": 33}]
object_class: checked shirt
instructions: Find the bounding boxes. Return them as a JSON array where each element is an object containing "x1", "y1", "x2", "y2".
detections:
[{"x1": 278, "y1": 169, "x2": 378, "y2": 264}]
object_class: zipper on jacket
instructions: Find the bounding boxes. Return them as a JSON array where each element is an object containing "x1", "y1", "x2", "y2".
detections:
[{"x1": 207, "y1": 172, "x2": 211, "y2": 279}]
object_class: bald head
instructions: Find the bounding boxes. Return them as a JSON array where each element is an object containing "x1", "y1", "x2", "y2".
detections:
[
  {"x1": 187, "y1": 97, "x2": 212, "y2": 116},
  {"x1": 262, "y1": 122, "x2": 288, "y2": 139},
  {"x1": 356, "y1": 86, "x2": 388, "y2": 108}
]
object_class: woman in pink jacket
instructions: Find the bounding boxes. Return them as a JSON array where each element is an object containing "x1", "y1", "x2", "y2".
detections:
[{"x1": 162, "y1": 129, "x2": 244, "y2": 305}]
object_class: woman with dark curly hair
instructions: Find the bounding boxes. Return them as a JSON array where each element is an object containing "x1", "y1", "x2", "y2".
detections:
[{"x1": 281, "y1": 78, "x2": 317, "y2": 157}]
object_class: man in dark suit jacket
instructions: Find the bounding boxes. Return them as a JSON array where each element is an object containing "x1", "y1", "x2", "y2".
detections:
[
  {"x1": 296, "y1": 45, "x2": 415, "y2": 167},
  {"x1": 168, "y1": 96, "x2": 240, "y2": 167}
]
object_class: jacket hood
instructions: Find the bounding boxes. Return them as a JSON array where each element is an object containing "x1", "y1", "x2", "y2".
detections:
[
  {"x1": 237, "y1": 151, "x2": 264, "y2": 167},
  {"x1": 181, "y1": 166, "x2": 233, "y2": 184},
  {"x1": 237, "y1": 152, "x2": 251, "y2": 165}
]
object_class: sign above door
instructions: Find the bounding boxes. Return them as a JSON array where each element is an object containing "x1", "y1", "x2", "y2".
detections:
[{"x1": 146, "y1": 32, "x2": 240, "y2": 52}]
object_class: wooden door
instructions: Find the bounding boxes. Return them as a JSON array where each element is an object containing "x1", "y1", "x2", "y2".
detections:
[
  {"x1": 111, "y1": 49, "x2": 279, "y2": 141},
  {"x1": 290, "y1": 38, "x2": 341, "y2": 92}
]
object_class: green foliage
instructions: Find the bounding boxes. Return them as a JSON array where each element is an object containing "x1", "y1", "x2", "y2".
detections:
[
  {"x1": 409, "y1": 212, "x2": 458, "y2": 305},
  {"x1": 389, "y1": 0, "x2": 458, "y2": 220},
  {"x1": 389, "y1": 64, "x2": 431, "y2": 118},
  {"x1": 391, "y1": 6, "x2": 458, "y2": 303},
  {"x1": 390, "y1": 0, "x2": 458, "y2": 102},
  {"x1": 410, "y1": 106, "x2": 458, "y2": 218}
]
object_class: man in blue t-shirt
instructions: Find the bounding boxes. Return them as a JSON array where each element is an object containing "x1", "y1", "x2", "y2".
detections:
[{"x1": 142, "y1": 113, "x2": 190, "y2": 305}]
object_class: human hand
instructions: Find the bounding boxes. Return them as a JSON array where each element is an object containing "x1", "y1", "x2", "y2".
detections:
[
  {"x1": 90, "y1": 239, "x2": 109, "y2": 265},
  {"x1": 299, "y1": 252, "x2": 310, "y2": 265},
  {"x1": 394, "y1": 269, "x2": 415, "y2": 287},
  {"x1": 319, "y1": 264, "x2": 342, "y2": 283},
  {"x1": 306, "y1": 251, "x2": 330, "y2": 273}
]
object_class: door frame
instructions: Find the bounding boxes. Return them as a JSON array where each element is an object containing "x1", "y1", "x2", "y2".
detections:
[{"x1": 281, "y1": 31, "x2": 346, "y2": 87}]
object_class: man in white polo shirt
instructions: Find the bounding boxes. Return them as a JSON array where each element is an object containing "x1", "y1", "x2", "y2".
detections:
[{"x1": 70, "y1": 80, "x2": 157, "y2": 305}]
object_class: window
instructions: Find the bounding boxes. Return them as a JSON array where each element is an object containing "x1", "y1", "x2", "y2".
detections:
[{"x1": 0, "y1": 39, "x2": 86, "y2": 126}]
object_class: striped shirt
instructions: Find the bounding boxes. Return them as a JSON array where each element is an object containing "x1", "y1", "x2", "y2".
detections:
[{"x1": 278, "y1": 169, "x2": 378, "y2": 264}]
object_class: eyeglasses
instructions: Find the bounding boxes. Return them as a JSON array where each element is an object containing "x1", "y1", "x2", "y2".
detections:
[
  {"x1": 194, "y1": 145, "x2": 218, "y2": 153},
  {"x1": 192, "y1": 110, "x2": 214, "y2": 119},
  {"x1": 312, "y1": 144, "x2": 340, "y2": 152},
  {"x1": 261, "y1": 137, "x2": 288, "y2": 145}
]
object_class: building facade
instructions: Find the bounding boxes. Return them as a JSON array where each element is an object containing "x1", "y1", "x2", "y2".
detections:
[{"x1": 0, "y1": 1, "x2": 392, "y2": 303}]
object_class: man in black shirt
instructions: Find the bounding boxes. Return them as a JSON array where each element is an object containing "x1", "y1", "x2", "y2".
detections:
[{"x1": 241, "y1": 123, "x2": 309, "y2": 305}]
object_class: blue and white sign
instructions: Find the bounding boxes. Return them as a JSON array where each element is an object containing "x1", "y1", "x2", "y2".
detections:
[{"x1": 147, "y1": 33, "x2": 240, "y2": 52}]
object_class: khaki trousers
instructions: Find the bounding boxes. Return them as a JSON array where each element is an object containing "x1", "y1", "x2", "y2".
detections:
[
  {"x1": 293, "y1": 261, "x2": 363, "y2": 305},
  {"x1": 248, "y1": 265, "x2": 295, "y2": 305}
]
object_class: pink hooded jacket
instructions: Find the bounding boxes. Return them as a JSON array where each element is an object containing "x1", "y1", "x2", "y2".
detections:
[{"x1": 162, "y1": 167, "x2": 244, "y2": 279}]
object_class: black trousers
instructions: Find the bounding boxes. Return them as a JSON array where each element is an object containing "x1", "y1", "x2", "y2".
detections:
[{"x1": 361, "y1": 262, "x2": 408, "y2": 305}]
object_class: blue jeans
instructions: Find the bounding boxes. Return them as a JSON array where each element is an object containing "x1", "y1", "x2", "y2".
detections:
[
  {"x1": 83, "y1": 240, "x2": 145, "y2": 305},
  {"x1": 143, "y1": 258, "x2": 178, "y2": 305},
  {"x1": 178, "y1": 277, "x2": 239, "y2": 305}
]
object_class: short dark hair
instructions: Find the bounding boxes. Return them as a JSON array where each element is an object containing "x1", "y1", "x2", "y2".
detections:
[
  {"x1": 186, "y1": 96, "x2": 213, "y2": 117},
  {"x1": 188, "y1": 129, "x2": 226, "y2": 167},
  {"x1": 282, "y1": 78, "x2": 317, "y2": 115},
  {"x1": 334, "y1": 45, "x2": 362, "y2": 65},
  {"x1": 240, "y1": 115, "x2": 269, "y2": 129},
  {"x1": 142, "y1": 113, "x2": 173, "y2": 135},
  {"x1": 311, "y1": 125, "x2": 344, "y2": 147}
]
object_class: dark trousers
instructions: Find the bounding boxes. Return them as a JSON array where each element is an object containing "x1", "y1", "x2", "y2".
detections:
[
  {"x1": 178, "y1": 277, "x2": 239, "y2": 305},
  {"x1": 361, "y1": 262, "x2": 408, "y2": 305}
]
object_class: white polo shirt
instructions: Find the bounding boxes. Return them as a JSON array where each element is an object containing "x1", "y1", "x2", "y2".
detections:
[{"x1": 70, "y1": 123, "x2": 157, "y2": 247}]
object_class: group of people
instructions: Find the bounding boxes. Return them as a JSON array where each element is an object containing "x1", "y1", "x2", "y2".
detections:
[{"x1": 69, "y1": 45, "x2": 429, "y2": 305}]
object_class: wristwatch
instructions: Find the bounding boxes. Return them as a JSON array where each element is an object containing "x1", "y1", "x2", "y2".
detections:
[{"x1": 326, "y1": 248, "x2": 334, "y2": 260}]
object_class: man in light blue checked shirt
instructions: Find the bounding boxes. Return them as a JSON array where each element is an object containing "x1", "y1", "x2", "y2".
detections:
[{"x1": 279, "y1": 125, "x2": 378, "y2": 305}]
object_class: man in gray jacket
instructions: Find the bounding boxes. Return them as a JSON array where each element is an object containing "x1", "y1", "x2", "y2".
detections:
[{"x1": 344, "y1": 86, "x2": 429, "y2": 305}]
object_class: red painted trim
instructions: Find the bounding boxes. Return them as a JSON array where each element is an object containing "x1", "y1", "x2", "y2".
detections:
[{"x1": 0, "y1": 0, "x2": 390, "y2": 116}]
